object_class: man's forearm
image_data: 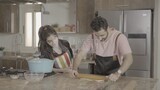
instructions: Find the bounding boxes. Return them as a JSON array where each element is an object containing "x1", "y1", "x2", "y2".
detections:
[
  {"x1": 73, "y1": 55, "x2": 82, "y2": 70},
  {"x1": 119, "y1": 53, "x2": 133, "y2": 74},
  {"x1": 73, "y1": 51, "x2": 85, "y2": 70},
  {"x1": 53, "y1": 68, "x2": 67, "y2": 73}
]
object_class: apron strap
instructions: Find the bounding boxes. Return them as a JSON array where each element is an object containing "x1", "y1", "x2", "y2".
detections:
[
  {"x1": 92, "y1": 34, "x2": 96, "y2": 60},
  {"x1": 92, "y1": 34, "x2": 96, "y2": 53},
  {"x1": 114, "y1": 33, "x2": 121, "y2": 54}
]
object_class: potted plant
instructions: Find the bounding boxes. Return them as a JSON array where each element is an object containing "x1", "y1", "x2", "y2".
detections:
[{"x1": 0, "y1": 47, "x2": 5, "y2": 56}]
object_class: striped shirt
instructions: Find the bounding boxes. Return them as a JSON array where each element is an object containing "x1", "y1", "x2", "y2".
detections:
[{"x1": 54, "y1": 51, "x2": 72, "y2": 69}]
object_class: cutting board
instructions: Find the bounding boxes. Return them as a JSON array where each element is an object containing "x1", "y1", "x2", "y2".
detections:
[{"x1": 77, "y1": 73, "x2": 108, "y2": 81}]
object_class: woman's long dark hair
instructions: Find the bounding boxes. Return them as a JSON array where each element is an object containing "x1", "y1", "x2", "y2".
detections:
[{"x1": 38, "y1": 25, "x2": 58, "y2": 52}]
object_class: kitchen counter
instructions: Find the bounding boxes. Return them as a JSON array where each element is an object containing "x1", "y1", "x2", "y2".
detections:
[{"x1": 0, "y1": 73, "x2": 158, "y2": 90}]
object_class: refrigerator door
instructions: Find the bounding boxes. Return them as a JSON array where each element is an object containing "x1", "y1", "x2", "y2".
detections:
[
  {"x1": 98, "y1": 11, "x2": 123, "y2": 32},
  {"x1": 123, "y1": 10, "x2": 151, "y2": 34},
  {"x1": 124, "y1": 10, "x2": 152, "y2": 77}
]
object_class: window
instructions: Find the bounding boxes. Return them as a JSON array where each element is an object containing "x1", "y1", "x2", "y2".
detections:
[
  {"x1": 20, "y1": 4, "x2": 41, "y2": 52},
  {"x1": 25, "y1": 12, "x2": 41, "y2": 47}
]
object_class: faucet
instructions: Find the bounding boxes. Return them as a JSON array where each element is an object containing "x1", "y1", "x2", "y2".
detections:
[{"x1": 14, "y1": 34, "x2": 22, "y2": 56}]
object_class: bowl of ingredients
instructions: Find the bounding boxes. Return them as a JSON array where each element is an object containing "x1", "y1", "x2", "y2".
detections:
[
  {"x1": 24, "y1": 71, "x2": 44, "y2": 82},
  {"x1": 10, "y1": 74, "x2": 19, "y2": 80}
]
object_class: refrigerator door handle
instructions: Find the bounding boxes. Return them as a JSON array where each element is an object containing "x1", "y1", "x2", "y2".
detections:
[
  {"x1": 119, "y1": 12, "x2": 123, "y2": 33},
  {"x1": 124, "y1": 14, "x2": 127, "y2": 36}
]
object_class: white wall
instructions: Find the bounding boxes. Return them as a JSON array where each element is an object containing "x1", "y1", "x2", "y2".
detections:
[
  {"x1": 58, "y1": 33, "x2": 88, "y2": 50},
  {"x1": 0, "y1": 34, "x2": 18, "y2": 52},
  {"x1": 42, "y1": 2, "x2": 76, "y2": 27},
  {"x1": 0, "y1": 33, "x2": 88, "y2": 53}
]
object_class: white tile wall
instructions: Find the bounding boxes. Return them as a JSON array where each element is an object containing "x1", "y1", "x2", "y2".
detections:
[
  {"x1": 0, "y1": 33, "x2": 89, "y2": 53},
  {"x1": 0, "y1": 34, "x2": 18, "y2": 52},
  {"x1": 58, "y1": 33, "x2": 89, "y2": 50}
]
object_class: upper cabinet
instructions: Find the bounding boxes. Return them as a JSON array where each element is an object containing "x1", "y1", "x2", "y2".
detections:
[
  {"x1": 0, "y1": 4, "x2": 19, "y2": 33},
  {"x1": 95, "y1": 0, "x2": 155, "y2": 11},
  {"x1": 76, "y1": 0, "x2": 95, "y2": 33}
]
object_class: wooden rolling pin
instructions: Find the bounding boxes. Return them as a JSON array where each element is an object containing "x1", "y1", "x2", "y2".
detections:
[{"x1": 77, "y1": 73, "x2": 108, "y2": 81}]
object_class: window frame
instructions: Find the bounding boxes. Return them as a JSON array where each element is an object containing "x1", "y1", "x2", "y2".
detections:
[{"x1": 19, "y1": 4, "x2": 42, "y2": 53}]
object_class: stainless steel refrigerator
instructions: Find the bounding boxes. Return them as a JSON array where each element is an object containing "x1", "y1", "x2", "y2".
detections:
[{"x1": 98, "y1": 10, "x2": 153, "y2": 78}]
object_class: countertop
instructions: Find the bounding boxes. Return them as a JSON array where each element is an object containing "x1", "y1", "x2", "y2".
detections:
[{"x1": 0, "y1": 73, "x2": 158, "y2": 90}]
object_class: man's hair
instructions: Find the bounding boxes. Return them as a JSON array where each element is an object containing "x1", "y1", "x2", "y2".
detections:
[{"x1": 90, "y1": 16, "x2": 108, "y2": 32}]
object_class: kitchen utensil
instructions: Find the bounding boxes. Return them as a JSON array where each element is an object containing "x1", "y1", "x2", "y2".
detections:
[
  {"x1": 77, "y1": 73, "x2": 108, "y2": 81},
  {"x1": 27, "y1": 58, "x2": 55, "y2": 73},
  {"x1": 24, "y1": 71, "x2": 44, "y2": 82}
]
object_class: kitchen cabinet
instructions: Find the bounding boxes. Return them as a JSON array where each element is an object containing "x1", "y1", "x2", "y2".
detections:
[
  {"x1": 0, "y1": 4, "x2": 19, "y2": 33},
  {"x1": 128, "y1": 0, "x2": 154, "y2": 9},
  {"x1": 76, "y1": 0, "x2": 95, "y2": 33},
  {"x1": 95, "y1": 0, "x2": 155, "y2": 11}
]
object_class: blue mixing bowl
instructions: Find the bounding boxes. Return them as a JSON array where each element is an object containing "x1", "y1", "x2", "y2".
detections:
[{"x1": 27, "y1": 58, "x2": 54, "y2": 73}]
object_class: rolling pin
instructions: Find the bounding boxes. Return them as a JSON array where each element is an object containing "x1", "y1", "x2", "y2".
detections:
[{"x1": 77, "y1": 73, "x2": 108, "y2": 81}]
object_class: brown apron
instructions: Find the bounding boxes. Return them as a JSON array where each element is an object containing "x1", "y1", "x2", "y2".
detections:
[{"x1": 92, "y1": 33, "x2": 121, "y2": 75}]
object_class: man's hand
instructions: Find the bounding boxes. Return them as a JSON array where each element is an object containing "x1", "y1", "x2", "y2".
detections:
[
  {"x1": 64, "y1": 67, "x2": 72, "y2": 73},
  {"x1": 69, "y1": 70, "x2": 79, "y2": 78},
  {"x1": 108, "y1": 72, "x2": 121, "y2": 81}
]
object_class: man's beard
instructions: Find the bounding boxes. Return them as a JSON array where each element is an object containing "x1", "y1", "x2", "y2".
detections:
[{"x1": 100, "y1": 36, "x2": 108, "y2": 42}]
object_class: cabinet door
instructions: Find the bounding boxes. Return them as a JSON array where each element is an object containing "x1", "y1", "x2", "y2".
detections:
[
  {"x1": 0, "y1": 4, "x2": 19, "y2": 33},
  {"x1": 95, "y1": 0, "x2": 125, "y2": 10},
  {"x1": 11, "y1": 5, "x2": 19, "y2": 33},
  {"x1": 108, "y1": 0, "x2": 126, "y2": 10},
  {"x1": 1, "y1": 60, "x2": 16, "y2": 69},
  {"x1": 0, "y1": 4, "x2": 11, "y2": 33},
  {"x1": 128, "y1": 0, "x2": 154, "y2": 9},
  {"x1": 77, "y1": 0, "x2": 94, "y2": 33},
  {"x1": 95, "y1": 0, "x2": 154, "y2": 10}
]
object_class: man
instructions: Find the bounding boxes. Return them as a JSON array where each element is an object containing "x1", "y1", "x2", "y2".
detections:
[{"x1": 71, "y1": 15, "x2": 133, "y2": 81}]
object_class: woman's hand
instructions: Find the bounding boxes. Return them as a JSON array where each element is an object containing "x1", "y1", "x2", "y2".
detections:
[{"x1": 109, "y1": 72, "x2": 121, "y2": 81}]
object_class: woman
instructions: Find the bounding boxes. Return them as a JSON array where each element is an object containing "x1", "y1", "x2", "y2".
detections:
[{"x1": 38, "y1": 25, "x2": 73, "y2": 73}]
